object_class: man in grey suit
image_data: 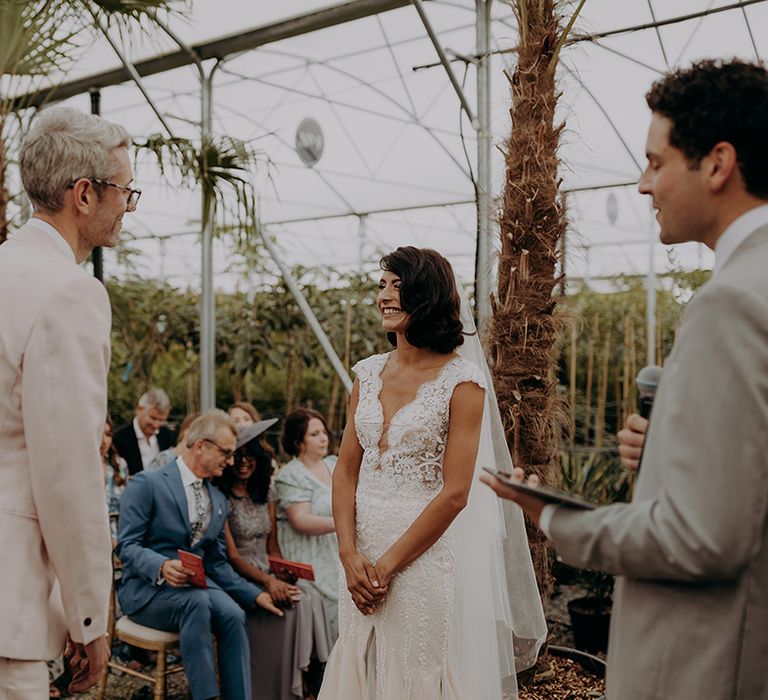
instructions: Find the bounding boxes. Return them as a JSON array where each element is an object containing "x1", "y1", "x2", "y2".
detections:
[{"x1": 482, "y1": 59, "x2": 768, "y2": 699}]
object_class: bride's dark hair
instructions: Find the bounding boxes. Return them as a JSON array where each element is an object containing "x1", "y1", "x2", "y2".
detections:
[{"x1": 379, "y1": 246, "x2": 464, "y2": 354}]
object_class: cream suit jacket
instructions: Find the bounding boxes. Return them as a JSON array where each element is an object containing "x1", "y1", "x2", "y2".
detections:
[
  {"x1": 0, "y1": 222, "x2": 112, "y2": 660},
  {"x1": 550, "y1": 224, "x2": 768, "y2": 699}
]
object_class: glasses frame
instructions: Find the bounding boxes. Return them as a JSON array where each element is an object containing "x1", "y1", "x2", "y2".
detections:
[
  {"x1": 201, "y1": 438, "x2": 235, "y2": 461},
  {"x1": 67, "y1": 177, "x2": 142, "y2": 212}
]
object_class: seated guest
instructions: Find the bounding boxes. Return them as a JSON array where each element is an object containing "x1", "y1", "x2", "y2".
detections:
[
  {"x1": 113, "y1": 387, "x2": 176, "y2": 475},
  {"x1": 101, "y1": 416, "x2": 129, "y2": 542},
  {"x1": 229, "y1": 402, "x2": 278, "y2": 466},
  {"x1": 218, "y1": 421, "x2": 333, "y2": 700},
  {"x1": 147, "y1": 411, "x2": 200, "y2": 471},
  {"x1": 228, "y1": 401, "x2": 261, "y2": 428},
  {"x1": 274, "y1": 409, "x2": 340, "y2": 639},
  {"x1": 116, "y1": 410, "x2": 283, "y2": 700}
]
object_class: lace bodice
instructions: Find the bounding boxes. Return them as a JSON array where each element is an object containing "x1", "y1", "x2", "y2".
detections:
[{"x1": 352, "y1": 352, "x2": 486, "y2": 501}]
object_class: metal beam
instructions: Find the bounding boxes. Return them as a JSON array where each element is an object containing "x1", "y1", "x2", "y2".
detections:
[
  {"x1": 569, "y1": 0, "x2": 768, "y2": 44},
  {"x1": 9, "y1": 0, "x2": 413, "y2": 111},
  {"x1": 409, "y1": 0, "x2": 477, "y2": 128},
  {"x1": 260, "y1": 229, "x2": 354, "y2": 394}
]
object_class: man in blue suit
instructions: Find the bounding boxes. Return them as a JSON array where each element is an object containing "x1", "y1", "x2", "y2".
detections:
[{"x1": 117, "y1": 410, "x2": 283, "y2": 700}]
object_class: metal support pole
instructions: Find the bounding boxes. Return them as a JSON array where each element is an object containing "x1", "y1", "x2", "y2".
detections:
[
  {"x1": 150, "y1": 14, "x2": 218, "y2": 409},
  {"x1": 646, "y1": 201, "x2": 657, "y2": 365},
  {"x1": 89, "y1": 88, "x2": 104, "y2": 282},
  {"x1": 261, "y1": 228, "x2": 354, "y2": 394},
  {"x1": 474, "y1": 0, "x2": 493, "y2": 333},
  {"x1": 200, "y1": 70, "x2": 216, "y2": 410},
  {"x1": 357, "y1": 214, "x2": 367, "y2": 272},
  {"x1": 91, "y1": 11, "x2": 175, "y2": 139},
  {"x1": 410, "y1": 0, "x2": 478, "y2": 128}
]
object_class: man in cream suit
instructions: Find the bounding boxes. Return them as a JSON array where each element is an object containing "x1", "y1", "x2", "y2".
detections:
[
  {"x1": 483, "y1": 60, "x2": 768, "y2": 699},
  {"x1": 0, "y1": 106, "x2": 137, "y2": 696}
]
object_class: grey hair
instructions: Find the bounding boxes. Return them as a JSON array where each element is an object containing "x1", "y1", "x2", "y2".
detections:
[
  {"x1": 20, "y1": 105, "x2": 130, "y2": 213},
  {"x1": 185, "y1": 410, "x2": 238, "y2": 447},
  {"x1": 138, "y1": 388, "x2": 171, "y2": 413}
]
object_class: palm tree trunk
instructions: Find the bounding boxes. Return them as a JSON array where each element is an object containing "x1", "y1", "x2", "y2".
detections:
[
  {"x1": 0, "y1": 115, "x2": 9, "y2": 245},
  {"x1": 490, "y1": 0, "x2": 573, "y2": 601}
]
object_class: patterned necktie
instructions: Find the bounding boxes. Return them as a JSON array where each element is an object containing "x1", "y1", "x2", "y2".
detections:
[{"x1": 190, "y1": 480, "x2": 207, "y2": 545}]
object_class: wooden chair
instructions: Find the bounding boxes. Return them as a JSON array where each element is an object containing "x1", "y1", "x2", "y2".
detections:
[{"x1": 96, "y1": 568, "x2": 185, "y2": 700}]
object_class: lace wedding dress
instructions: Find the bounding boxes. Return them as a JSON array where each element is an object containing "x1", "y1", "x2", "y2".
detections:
[{"x1": 318, "y1": 352, "x2": 486, "y2": 699}]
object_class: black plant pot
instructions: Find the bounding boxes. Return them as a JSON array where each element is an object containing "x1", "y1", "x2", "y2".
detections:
[{"x1": 567, "y1": 596, "x2": 612, "y2": 654}]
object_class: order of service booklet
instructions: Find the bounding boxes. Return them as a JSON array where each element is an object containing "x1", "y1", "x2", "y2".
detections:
[
  {"x1": 268, "y1": 556, "x2": 316, "y2": 582},
  {"x1": 178, "y1": 549, "x2": 208, "y2": 588}
]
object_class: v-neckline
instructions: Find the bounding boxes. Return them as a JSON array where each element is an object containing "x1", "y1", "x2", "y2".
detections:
[{"x1": 374, "y1": 352, "x2": 459, "y2": 454}]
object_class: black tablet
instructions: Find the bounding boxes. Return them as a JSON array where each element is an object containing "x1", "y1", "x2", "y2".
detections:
[{"x1": 482, "y1": 468, "x2": 597, "y2": 511}]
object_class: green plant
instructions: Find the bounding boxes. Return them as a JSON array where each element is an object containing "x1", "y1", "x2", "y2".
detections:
[{"x1": 559, "y1": 449, "x2": 631, "y2": 505}]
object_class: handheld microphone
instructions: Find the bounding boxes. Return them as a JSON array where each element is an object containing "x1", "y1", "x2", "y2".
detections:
[
  {"x1": 636, "y1": 365, "x2": 663, "y2": 420},
  {"x1": 634, "y1": 365, "x2": 662, "y2": 473}
]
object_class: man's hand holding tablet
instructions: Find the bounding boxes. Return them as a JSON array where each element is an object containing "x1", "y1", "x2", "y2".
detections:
[{"x1": 480, "y1": 467, "x2": 597, "y2": 527}]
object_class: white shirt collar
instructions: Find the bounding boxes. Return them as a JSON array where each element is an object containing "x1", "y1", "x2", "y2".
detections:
[
  {"x1": 25, "y1": 217, "x2": 76, "y2": 262},
  {"x1": 176, "y1": 455, "x2": 202, "y2": 487},
  {"x1": 714, "y1": 203, "x2": 768, "y2": 274},
  {"x1": 132, "y1": 415, "x2": 158, "y2": 443}
]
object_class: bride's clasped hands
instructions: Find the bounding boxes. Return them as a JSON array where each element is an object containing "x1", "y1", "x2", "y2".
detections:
[{"x1": 340, "y1": 548, "x2": 391, "y2": 615}]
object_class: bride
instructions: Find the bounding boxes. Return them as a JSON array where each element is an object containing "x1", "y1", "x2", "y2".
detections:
[{"x1": 319, "y1": 246, "x2": 546, "y2": 699}]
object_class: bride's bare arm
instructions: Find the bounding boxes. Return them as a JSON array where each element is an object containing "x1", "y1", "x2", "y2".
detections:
[
  {"x1": 333, "y1": 380, "x2": 386, "y2": 612},
  {"x1": 374, "y1": 381, "x2": 485, "y2": 586}
]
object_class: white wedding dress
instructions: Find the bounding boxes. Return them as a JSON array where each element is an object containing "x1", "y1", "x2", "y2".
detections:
[{"x1": 318, "y1": 352, "x2": 486, "y2": 699}]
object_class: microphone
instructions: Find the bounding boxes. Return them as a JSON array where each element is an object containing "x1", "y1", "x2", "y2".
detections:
[
  {"x1": 634, "y1": 365, "x2": 662, "y2": 473},
  {"x1": 636, "y1": 365, "x2": 663, "y2": 420}
]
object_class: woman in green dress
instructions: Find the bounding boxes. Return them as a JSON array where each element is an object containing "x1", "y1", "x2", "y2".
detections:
[
  {"x1": 220, "y1": 420, "x2": 332, "y2": 699},
  {"x1": 274, "y1": 409, "x2": 340, "y2": 639}
]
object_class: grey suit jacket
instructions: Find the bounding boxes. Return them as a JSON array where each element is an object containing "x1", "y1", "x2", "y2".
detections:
[
  {"x1": 550, "y1": 224, "x2": 768, "y2": 700},
  {"x1": 0, "y1": 222, "x2": 112, "y2": 660}
]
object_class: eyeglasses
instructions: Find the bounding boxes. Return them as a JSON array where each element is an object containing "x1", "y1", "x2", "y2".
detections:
[
  {"x1": 201, "y1": 438, "x2": 235, "y2": 460},
  {"x1": 67, "y1": 177, "x2": 142, "y2": 212}
]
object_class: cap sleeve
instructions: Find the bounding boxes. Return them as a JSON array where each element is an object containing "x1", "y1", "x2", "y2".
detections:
[
  {"x1": 352, "y1": 353, "x2": 387, "y2": 383},
  {"x1": 273, "y1": 462, "x2": 312, "y2": 506},
  {"x1": 455, "y1": 357, "x2": 488, "y2": 391}
]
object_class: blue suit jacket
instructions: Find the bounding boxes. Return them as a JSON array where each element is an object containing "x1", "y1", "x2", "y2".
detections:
[{"x1": 116, "y1": 460, "x2": 262, "y2": 615}]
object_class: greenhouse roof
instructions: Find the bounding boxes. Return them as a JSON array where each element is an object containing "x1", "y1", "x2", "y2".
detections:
[{"x1": 5, "y1": 0, "x2": 767, "y2": 290}]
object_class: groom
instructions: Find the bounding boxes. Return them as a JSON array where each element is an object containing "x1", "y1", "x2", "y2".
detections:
[
  {"x1": 483, "y1": 59, "x2": 768, "y2": 699},
  {"x1": 117, "y1": 410, "x2": 282, "y2": 700}
]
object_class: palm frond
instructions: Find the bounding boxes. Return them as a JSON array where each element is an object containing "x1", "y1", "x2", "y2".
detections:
[
  {"x1": 135, "y1": 133, "x2": 269, "y2": 250},
  {"x1": 0, "y1": 1, "x2": 82, "y2": 77},
  {"x1": 86, "y1": 0, "x2": 187, "y2": 41}
]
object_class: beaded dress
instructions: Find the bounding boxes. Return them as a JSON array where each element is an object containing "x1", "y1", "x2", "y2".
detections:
[{"x1": 319, "y1": 352, "x2": 486, "y2": 699}]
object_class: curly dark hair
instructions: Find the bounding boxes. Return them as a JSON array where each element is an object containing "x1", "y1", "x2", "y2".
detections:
[
  {"x1": 215, "y1": 439, "x2": 273, "y2": 505},
  {"x1": 379, "y1": 246, "x2": 464, "y2": 354},
  {"x1": 104, "y1": 415, "x2": 126, "y2": 488},
  {"x1": 646, "y1": 59, "x2": 768, "y2": 197},
  {"x1": 281, "y1": 408, "x2": 329, "y2": 458}
]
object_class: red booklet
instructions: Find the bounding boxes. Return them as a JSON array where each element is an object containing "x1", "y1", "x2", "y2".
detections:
[
  {"x1": 178, "y1": 550, "x2": 207, "y2": 589},
  {"x1": 268, "y1": 556, "x2": 315, "y2": 582}
]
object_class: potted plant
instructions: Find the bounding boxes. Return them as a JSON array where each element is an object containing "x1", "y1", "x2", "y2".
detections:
[
  {"x1": 567, "y1": 569, "x2": 614, "y2": 654},
  {"x1": 557, "y1": 449, "x2": 629, "y2": 654}
]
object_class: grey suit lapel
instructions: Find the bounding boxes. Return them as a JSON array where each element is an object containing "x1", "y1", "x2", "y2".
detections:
[{"x1": 161, "y1": 461, "x2": 192, "y2": 536}]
